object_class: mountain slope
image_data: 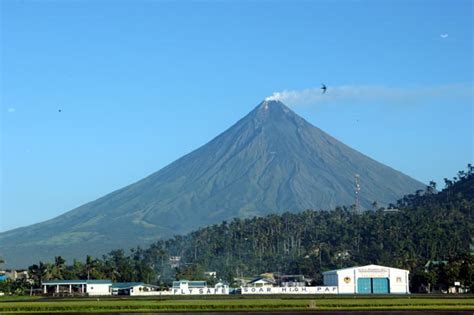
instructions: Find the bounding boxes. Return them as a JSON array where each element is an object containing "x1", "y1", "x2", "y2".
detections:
[{"x1": 0, "y1": 100, "x2": 425, "y2": 267}]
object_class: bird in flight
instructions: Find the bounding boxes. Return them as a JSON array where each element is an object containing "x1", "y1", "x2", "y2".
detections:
[
  {"x1": 58, "y1": 109, "x2": 62, "y2": 112},
  {"x1": 321, "y1": 84, "x2": 327, "y2": 94}
]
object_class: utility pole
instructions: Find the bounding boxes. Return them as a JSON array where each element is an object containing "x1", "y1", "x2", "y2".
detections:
[
  {"x1": 355, "y1": 174, "x2": 361, "y2": 214},
  {"x1": 354, "y1": 174, "x2": 361, "y2": 253}
]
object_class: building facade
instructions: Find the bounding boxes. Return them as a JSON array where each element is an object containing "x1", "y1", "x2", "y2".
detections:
[{"x1": 323, "y1": 264, "x2": 409, "y2": 294}]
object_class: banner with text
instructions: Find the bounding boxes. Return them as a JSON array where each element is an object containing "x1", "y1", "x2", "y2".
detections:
[{"x1": 241, "y1": 286, "x2": 338, "y2": 294}]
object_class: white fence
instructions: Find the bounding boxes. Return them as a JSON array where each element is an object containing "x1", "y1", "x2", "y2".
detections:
[
  {"x1": 131, "y1": 287, "x2": 229, "y2": 296},
  {"x1": 241, "y1": 286, "x2": 338, "y2": 294},
  {"x1": 129, "y1": 286, "x2": 339, "y2": 296}
]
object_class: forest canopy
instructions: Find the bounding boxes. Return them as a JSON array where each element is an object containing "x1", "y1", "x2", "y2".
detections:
[{"x1": 2, "y1": 165, "x2": 473, "y2": 294}]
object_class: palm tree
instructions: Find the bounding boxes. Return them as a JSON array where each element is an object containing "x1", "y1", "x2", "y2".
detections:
[
  {"x1": 39, "y1": 262, "x2": 52, "y2": 282},
  {"x1": 426, "y1": 181, "x2": 437, "y2": 194},
  {"x1": 28, "y1": 264, "x2": 40, "y2": 285},
  {"x1": 85, "y1": 256, "x2": 99, "y2": 280},
  {"x1": 53, "y1": 256, "x2": 66, "y2": 279},
  {"x1": 102, "y1": 260, "x2": 120, "y2": 281},
  {"x1": 372, "y1": 201, "x2": 379, "y2": 211}
]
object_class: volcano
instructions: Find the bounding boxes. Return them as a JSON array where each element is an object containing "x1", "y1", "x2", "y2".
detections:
[{"x1": 0, "y1": 100, "x2": 425, "y2": 267}]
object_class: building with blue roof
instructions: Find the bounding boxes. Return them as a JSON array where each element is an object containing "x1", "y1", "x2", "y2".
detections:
[
  {"x1": 42, "y1": 279, "x2": 113, "y2": 296},
  {"x1": 41, "y1": 279, "x2": 163, "y2": 296}
]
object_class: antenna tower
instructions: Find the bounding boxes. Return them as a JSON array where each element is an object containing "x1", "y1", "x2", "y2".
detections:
[{"x1": 354, "y1": 174, "x2": 361, "y2": 213}]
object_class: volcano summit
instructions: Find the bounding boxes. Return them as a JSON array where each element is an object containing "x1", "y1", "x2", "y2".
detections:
[{"x1": 0, "y1": 100, "x2": 425, "y2": 267}]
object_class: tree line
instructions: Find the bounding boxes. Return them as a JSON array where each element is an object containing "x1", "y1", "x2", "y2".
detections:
[{"x1": 1, "y1": 165, "x2": 473, "y2": 294}]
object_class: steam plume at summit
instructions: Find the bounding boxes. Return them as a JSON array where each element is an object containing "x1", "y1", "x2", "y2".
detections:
[{"x1": 265, "y1": 84, "x2": 473, "y2": 107}]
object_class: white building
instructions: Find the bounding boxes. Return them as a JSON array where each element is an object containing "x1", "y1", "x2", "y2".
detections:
[
  {"x1": 3, "y1": 269, "x2": 29, "y2": 281},
  {"x1": 323, "y1": 264, "x2": 409, "y2": 294},
  {"x1": 204, "y1": 271, "x2": 217, "y2": 278},
  {"x1": 169, "y1": 256, "x2": 181, "y2": 268},
  {"x1": 42, "y1": 280, "x2": 112, "y2": 296}
]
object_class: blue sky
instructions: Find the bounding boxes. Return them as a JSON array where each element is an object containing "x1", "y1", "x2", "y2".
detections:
[{"x1": 1, "y1": 0, "x2": 472, "y2": 232}]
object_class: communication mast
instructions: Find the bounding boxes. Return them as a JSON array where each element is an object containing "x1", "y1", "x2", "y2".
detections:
[{"x1": 354, "y1": 174, "x2": 361, "y2": 214}]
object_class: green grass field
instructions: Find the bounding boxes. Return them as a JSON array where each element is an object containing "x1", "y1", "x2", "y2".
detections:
[{"x1": 0, "y1": 295, "x2": 473, "y2": 313}]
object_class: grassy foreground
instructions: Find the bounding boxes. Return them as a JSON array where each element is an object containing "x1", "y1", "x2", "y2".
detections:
[{"x1": 0, "y1": 295, "x2": 473, "y2": 313}]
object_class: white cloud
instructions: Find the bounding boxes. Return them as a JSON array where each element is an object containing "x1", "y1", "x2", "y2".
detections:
[
  {"x1": 440, "y1": 34, "x2": 449, "y2": 38},
  {"x1": 7, "y1": 107, "x2": 16, "y2": 113},
  {"x1": 265, "y1": 84, "x2": 473, "y2": 107}
]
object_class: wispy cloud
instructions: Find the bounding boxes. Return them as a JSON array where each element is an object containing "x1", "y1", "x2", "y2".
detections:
[
  {"x1": 7, "y1": 107, "x2": 16, "y2": 113},
  {"x1": 266, "y1": 84, "x2": 473, "y2": 107}
]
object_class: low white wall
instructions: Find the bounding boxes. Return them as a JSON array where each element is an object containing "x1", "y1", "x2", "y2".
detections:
[
  {"x1": 131, "y1": 287, "x2": 229, "y2": 296},
  {"x1": 241, "y1": 286, "x2": 338, "y2": 294}
]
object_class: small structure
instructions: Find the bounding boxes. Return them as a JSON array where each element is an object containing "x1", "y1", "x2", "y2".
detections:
[
  {"x1": 204, "y1": 271, "x2": 217, "y2": 278},
  {"x1": 448, "y1": 281, "x2": 470, "y2": 294},
  {"x1": 214, "y1": 281, "x2": 229, "y2": 289},
  {"x1": 276, "y1": 274, "x2": 307, "y2": 287},
  {"x1": 1, "y1": 269, "x2": 29, "y2": 281},
  {"x1": 172, "y1": 280, "x2": 207, "y2": 290},
  {"x1": 233, "y1": 277, "x2": 253, "y2": 287},
  {"x1": 112, "y1": 282, "x2": 160, "y2": 296},
  {"x1": 246, "y1": 277, "x2": 276, "y2": 288},
  {"x1": 169, "y1": 256, "x2": 182, "y2": 268},
  {"x1": 424, "y1": 260, "x2": 447, "y2": 271},
  {"x1": 323, "y1": 264, "x2": 409, "y2": 294},
  {"x1": 42, "y1": 280, "x2": 112, "y2": 296}
]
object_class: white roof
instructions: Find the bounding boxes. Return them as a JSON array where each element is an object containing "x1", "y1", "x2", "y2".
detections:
[
  {"x1": 249, "y1": 277, "x2": 276, "y2": 284},
  {"x1": 322, "y1": 264, "x2": 408, "y2": 275}
]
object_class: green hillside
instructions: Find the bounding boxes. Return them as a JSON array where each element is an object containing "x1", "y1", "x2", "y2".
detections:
[
  {"x1": 3, "y1": 167, "x2": 471, "y2": 296},
  {"x1": 142, "y1": 166, "x2": 473, "y2": 288}
]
